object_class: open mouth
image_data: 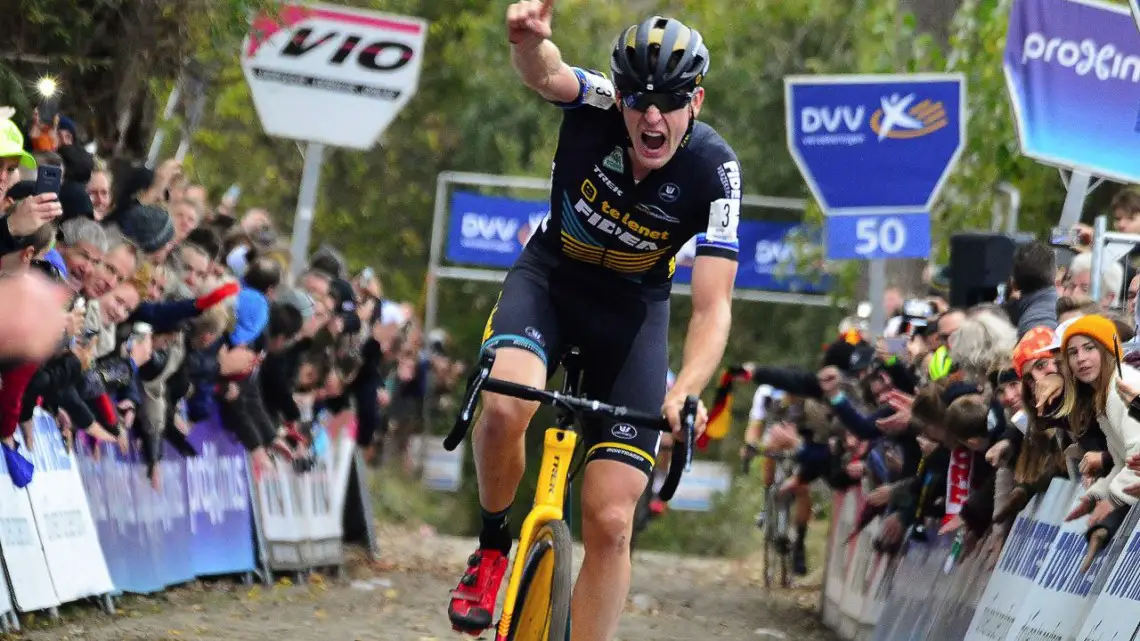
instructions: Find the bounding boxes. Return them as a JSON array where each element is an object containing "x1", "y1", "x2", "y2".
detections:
[{"x1": 640, "y1": 131, "x2": 666, "y2": 151}]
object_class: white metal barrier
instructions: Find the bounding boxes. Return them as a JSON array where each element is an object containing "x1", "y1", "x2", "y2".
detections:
[{"x1": 821, "y1": 478, "x2": 1140, "y2": 641}]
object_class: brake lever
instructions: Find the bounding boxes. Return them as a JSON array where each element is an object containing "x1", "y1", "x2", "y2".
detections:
[
  {"x1": 681, "y1": 395, "x2": 698, "y2": 472},
  {"x1": 444, "y1": 349, "x2": 496, "y2": 451}
]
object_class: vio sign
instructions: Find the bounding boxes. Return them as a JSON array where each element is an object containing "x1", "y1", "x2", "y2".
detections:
[
  {"x1": 280, "y1": 28, "x2": 416, "y2": 75},
  {"x1": 240, "y1": 3, "x2": 428, "y2": 150}
]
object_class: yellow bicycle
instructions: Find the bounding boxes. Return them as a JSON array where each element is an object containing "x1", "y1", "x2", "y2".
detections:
[{"x1": 444, "y1": 347, "x2": 697, "y2": 641}]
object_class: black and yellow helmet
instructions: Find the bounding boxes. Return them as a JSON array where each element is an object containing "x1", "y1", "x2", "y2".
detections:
[{"x1": 610, "y1": 16, "x2": 709, "y2": 94}]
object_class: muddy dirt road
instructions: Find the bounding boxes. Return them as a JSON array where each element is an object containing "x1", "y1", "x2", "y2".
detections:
[{"x1": 20, "y1": 525, "x2": 838, "y2": 641}]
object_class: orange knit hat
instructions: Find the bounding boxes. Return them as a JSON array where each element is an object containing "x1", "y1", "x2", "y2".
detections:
[
  {"x1": 1012, "y1": 326, "x2": 1055, "y2": 378},
  {"x1": 1062, "y1": 314, "x2": 1120, "y2": 362}
]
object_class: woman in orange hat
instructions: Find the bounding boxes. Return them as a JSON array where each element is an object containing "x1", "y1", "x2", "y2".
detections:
[
  {"x1": 989, "y1": 327, "x2": 1069, "y2": 525},
  {"x1": 1055, "y1": 314, "x2": 1140, "y2": 569}
]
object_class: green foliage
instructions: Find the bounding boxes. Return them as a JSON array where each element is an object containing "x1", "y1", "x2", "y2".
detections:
[{"x1": 13, "y1": 0, "x2": 1093, "y2": 551}]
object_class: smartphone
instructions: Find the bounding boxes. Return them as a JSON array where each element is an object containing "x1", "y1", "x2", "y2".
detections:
[
  {"x1": 34, "y1": 164, "x2": 63, "y2": 195},
  {"x1": 902, "y1": 298, "x2": 933, "y2": 319},
  {"x1": 1050, "y1": 225, "x2": 1081, "y2": 247},
  {"x1": 37, "y1": 102, "x2": 58, "y2": 124}
]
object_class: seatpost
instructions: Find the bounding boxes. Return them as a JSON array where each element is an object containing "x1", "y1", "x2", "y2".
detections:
[{"x1": 557, "y1": 347, "x2": 583, "y2": 430}]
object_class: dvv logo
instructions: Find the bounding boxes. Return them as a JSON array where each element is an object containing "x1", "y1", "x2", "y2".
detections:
[
  {"x1": 870, "y1": 93, "x2": 948, "y2": 140},
  {"x1": 799, "y1": 93, "x2": 947, "y2": 146},
  {"x1": 461, "y1": 213, "x2": 519, "y2": 253}
]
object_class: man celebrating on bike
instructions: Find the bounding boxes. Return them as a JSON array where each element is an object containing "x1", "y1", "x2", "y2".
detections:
[{"x1": 447, "y1": 2, "x2": 740, "y2": 639}]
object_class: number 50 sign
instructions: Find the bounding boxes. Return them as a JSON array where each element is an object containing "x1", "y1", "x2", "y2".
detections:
[{"x1": 824, "y1": 213, "x2": 931, "y2": 260}]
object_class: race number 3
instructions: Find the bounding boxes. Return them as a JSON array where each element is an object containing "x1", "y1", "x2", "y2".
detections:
[
  {"x1": 854, "y1": 216, "x2": 906, "y2": 256},
  {"x1": 708, "y1": 198, "x2": 740, "y2": 244}
]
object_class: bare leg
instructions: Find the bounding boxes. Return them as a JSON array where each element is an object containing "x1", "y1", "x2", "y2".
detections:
[{"x1": 570, "y1": 459, "x2": 647, "y2": 641}]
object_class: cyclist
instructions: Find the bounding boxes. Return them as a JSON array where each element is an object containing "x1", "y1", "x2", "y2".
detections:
[
  {"x1": 741, "y1": 384, "x2": 812, "y2": 576},
  {"x1": 447, "y1": 2, "x2": 739, "y2": 639}
]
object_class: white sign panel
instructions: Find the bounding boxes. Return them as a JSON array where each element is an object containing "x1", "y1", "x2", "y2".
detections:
[
  {"x1": 669, "y1": 461, "x2": 730, "y2": 512},
  {"x1": 409, "y1": 435, "x2": 465, "y2": 492},
  {"x1": 240, "y1": 3, "x2": 428, "y2": 149},
  {"x1": 1004, "y1": 489, "x2": 1109, "y2": 640},
  {"x1": 1074, "y1": 507, "x2": 1140, "y2": 641},
  {"x1": 0, "y1": 442, "x2": 57, "y2": 612},
  {"x1": 21, "y1": 410, "x2": 114, "y2": 604},
  {"x1": 964, "y1": 478, "x2": 1076, "y2": 641}
]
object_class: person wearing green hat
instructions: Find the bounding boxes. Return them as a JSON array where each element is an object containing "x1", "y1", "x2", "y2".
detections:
[{"x1": 0, "y1": 118, "x2": 63, "y2": 255}]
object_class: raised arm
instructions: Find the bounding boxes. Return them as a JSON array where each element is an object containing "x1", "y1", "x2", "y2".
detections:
[{"x1": 507, "y1": 0, "x2": 583, "y2": 104}]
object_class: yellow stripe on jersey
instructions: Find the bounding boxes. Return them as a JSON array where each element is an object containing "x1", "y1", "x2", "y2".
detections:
[{"x1": 559, "y1": 232, "x2": 671, "y2": 274}]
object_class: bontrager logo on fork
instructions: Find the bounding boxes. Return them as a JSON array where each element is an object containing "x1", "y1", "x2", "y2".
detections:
[{"x1": 443, "y1": 347, "x2": 698, "y2": 640}]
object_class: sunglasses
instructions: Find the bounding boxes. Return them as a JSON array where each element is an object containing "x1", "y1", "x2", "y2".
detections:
[{"x1": 620, "y1": 91, "x2": 694, "y2": 113}]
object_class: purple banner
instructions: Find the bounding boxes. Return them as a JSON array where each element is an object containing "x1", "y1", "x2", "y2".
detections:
[
  {"x1": 1004, "y1": 0, "x2": 1140, "y2": 182},
  {"x1": 77, "y1": 405, "x2": 256, "y2": 594}
]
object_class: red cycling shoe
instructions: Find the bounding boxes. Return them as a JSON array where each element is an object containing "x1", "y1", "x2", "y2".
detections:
[{"x1": 448, "y1": 548, "x2": 509, "y2": 635}]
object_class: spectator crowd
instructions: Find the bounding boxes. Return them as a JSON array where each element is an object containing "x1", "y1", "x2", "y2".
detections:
[
  {"x1": 0, "y1": 107, "x2": 466, "y2": 490},
  {"x1": 737, "y1": 192, "x2": 1140, "y2": 576}
]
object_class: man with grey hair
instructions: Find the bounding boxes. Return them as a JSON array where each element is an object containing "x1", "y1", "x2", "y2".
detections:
[
  {"x1": 82, "y1": 226, "x2": 138, "y2": 299},
  {"x1": 58, "y1": 217, "x2": 109, "y2": 290},
  {"x1": 1064, "y1": 252, "x2": 1124, "y2": 308}
]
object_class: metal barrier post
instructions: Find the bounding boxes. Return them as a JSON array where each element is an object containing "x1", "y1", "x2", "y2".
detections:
[{"x1": 245, "y1": 458, "x2": 273, "y2": 586}]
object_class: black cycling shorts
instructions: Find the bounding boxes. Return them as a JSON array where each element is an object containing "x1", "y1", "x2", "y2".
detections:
[{"x1": 479, "y1": 247, "x2": 670, "y2": 477}]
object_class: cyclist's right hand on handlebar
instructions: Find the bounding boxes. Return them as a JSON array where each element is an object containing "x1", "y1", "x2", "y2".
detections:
[
  {"x1": 507, "y1": 0, "x2": 555, "y2": 48},
  {"x1": 662, "y1": 393, "x2": 706, "y2": 442}
]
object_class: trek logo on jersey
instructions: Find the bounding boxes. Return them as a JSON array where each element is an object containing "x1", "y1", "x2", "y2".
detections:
[
  {"x1": 577, "y1": 180, "x2": 669, "y2": 249},
  {"x1": 602, "y1": 146, "x2": 624, "y2": 173},
  {"x1": 798, "y1": 93, "x2": 948, "y2": 146},
  {"x1": 592, "y1": 165, "x2": 624, "y2": 197}
]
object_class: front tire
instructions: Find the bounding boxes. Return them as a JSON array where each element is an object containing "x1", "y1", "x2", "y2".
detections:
[{"x1": 506, "y1": 520, "x2": 573, "y2": 641}]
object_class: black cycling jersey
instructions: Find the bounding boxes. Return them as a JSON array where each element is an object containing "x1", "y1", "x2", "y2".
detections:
[
  {"x1": 523, "y1": 66, "x2": 742, "y2": 300},
  {"x1": 478, "y1": 66, "x2": 743, "y2": 476}
]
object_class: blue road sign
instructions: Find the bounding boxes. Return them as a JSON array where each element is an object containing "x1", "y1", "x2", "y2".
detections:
[
  {"x1": 824, "y1": 213, "x2": 931, "y2": 260},
  {"x1": 785, "y1": 73, "x2": 965, "y2": 261}
]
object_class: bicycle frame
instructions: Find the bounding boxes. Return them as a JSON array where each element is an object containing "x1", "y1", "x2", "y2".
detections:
[
  {"x1": 495, "y1": 426, "x2": 577, "y2": 639},
  {"x1": 444, "y1": 347, "x2": 696, "y2": 641}
]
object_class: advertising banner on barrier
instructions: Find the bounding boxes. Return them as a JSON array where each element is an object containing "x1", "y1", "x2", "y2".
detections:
[
  {"x1": 445, "y1": 191, "x2": 548, "y2": 268},
  {"x1": 78, "y1": 407, "x2": 257, "y2": 594},
  {"x1": 1073, "y1": 507, "x2": 1140, "y2": 640},
  {"x1": 964, "y1": 478, "x2": 1077, "y2": 641},
  {"x1": 21, "y1": 410, "x2": 114, "y2": 604},
  {"x1": 822, "y1": 488, "x2": 860, "y2": 630},
  {"x1": 0, "y1": 434, "x2": 57, "y2": 611},
  {"x1": 1005, "y1": 0, "x2": 1140, "y2": 183},
  {"x1": 254, "y1": 412, "x2": 357, "y2": 571},
  {"x1": 1003, "y1": 489, "x2": 1119, "y2": 639},
  {"x1": 444, "y1": 190, "x2": 830, "y2": 294},
  {"x1": 184, "y1": 414, "x2": 257, "y2": 576}
]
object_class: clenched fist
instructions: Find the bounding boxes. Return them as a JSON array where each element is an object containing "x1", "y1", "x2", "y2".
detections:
[{"x1": 507, "y1": 0, "x2": 555, "y2": 48}]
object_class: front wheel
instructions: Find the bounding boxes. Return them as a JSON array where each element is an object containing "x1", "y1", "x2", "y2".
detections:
[{"x1": 506, "y1": 520, "x2": 573, "y2": 641}]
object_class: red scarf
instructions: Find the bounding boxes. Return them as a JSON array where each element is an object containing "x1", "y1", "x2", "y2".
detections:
[{"x1": 943, "y1": 447, "x2": 973, "y2": 526}]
